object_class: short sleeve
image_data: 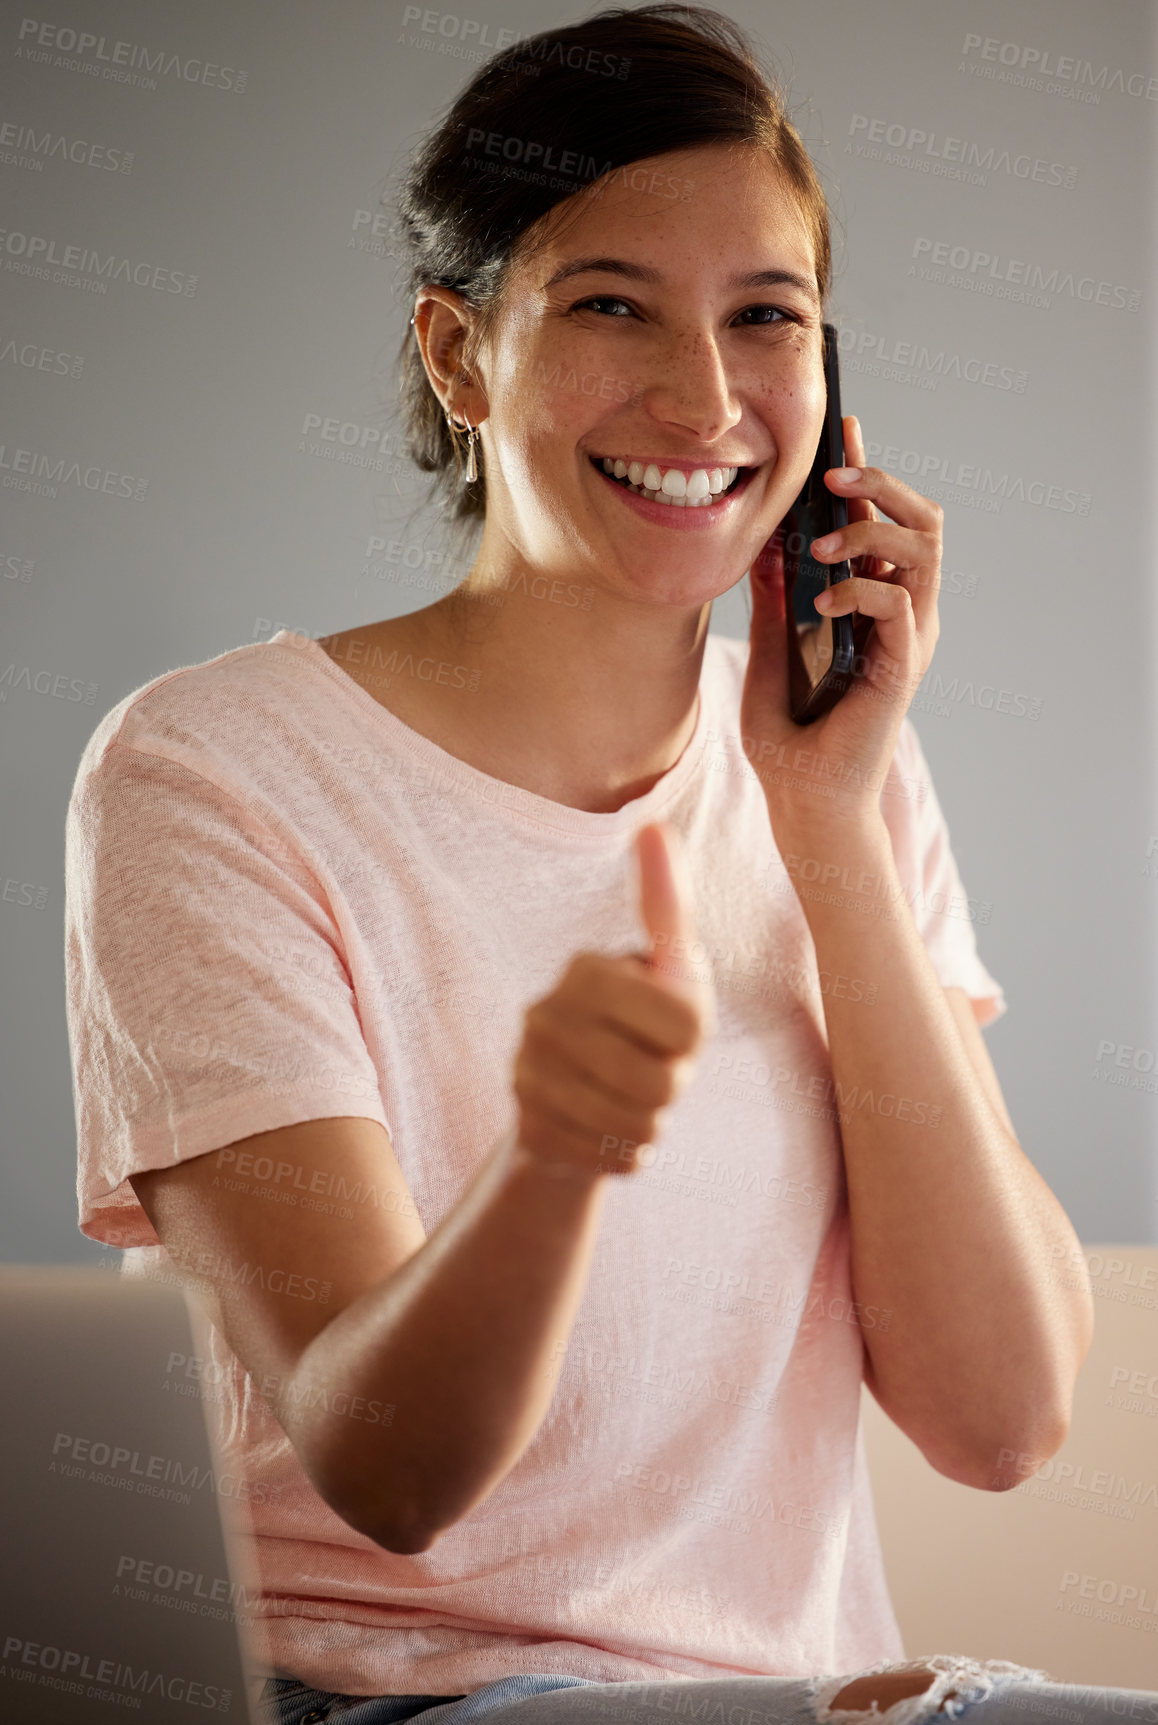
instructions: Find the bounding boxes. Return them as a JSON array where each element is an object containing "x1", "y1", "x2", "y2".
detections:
[
  {"x1": 881, "y1": 718, "x2": 1008, "y2": 1029},
  {"x1": 65, "y1": 740, "x2": 390, "y2": 1249}
]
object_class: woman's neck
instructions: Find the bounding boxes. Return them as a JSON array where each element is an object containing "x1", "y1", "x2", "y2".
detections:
[{"x1": 339, "y1": 561, "x2": 711, "y2": 815}]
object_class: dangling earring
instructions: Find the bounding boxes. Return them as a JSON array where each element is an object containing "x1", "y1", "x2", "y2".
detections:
[
  {"x1": 462, "y1": 412, "x2": 479, "y2": 483},
  {"x1": 446, "y1": 404, "x2": 480, "y2": 483}
]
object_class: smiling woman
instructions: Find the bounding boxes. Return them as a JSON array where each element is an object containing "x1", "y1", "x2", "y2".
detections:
[
  {"x1": 395, "y1": 4, "x2": 830, "y2": 526},
  {"x1": 326, "y1": 16, "x2": 840, "y2": 812},
  {"x1": 62, "y1": 6, "x2": 1133, "y2": 1725},
  {"x1": 396, "y1": 108, "x2": 831, "y2": 645}
]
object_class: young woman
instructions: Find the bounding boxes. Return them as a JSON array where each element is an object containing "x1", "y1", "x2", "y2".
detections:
[{"x1": 65, "y1": 6, "x2": 1145, "y2": 1724}]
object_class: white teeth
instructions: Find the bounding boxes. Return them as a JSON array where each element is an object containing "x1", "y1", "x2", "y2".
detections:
[{"x1": 595, "y1": 457, "x2": 743, "y2": 504}]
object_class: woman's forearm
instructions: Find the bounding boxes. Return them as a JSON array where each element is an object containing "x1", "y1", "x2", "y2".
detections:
[
  {"x1": 770, "y1": 803, "x2": 1094, "y2": 1487},
  {"x1": 281, "y1": 1132, "x2": 607, "y2": 1553}
]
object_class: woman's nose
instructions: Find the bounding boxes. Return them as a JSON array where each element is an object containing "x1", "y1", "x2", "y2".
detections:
[{"x1": 638, "y1": 331, "x2": 743, "y2": 442}]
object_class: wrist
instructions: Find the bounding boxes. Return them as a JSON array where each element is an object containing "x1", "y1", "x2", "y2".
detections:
[
  {"x1": 502, "y1": 1132, "x2": 608, "y2": 1191},
  {"x1": 765, "y1": 801, "x2": 894, "y2": 866},
  {"x1": 770, "y1": 813, "x2": 904, "y2": 922}
]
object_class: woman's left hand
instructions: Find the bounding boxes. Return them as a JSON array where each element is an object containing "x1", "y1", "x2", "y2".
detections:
[{"x1": 739, "y1": 414, "x2": 943, "y2": 836}]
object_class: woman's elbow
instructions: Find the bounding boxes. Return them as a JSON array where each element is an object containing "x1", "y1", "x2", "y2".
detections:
[
  {"x1": 287, "y1": 1421, "x2": 432, "y2": 1555},
  {"x1": 932, "y1": 1409, "x2": 1073, "y2": 1493}
]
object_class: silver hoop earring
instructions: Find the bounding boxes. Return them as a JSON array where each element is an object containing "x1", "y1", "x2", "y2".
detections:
[{"x1": 446, "y1": 407, "x2": 480, "y2": 484}]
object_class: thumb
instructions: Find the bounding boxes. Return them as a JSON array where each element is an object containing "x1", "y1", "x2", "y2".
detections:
[{"x1": 633, "y1": 822, "x2": 716, "y2": 1032}]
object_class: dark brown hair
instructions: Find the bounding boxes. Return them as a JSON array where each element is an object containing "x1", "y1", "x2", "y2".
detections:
[{"x1": 393, "y1": 2, "x2": 833, "y2": 536}]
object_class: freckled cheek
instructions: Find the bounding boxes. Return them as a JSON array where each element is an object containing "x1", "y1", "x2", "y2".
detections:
[
  {"x1": 753, "y1": 370, "x2": 825, "y2": 452},
  {"x1": 503, "y1": 355, "x2": 616, "y2": 458},
  {"x1": 489, "y1": 415, "x2": 585, "y2": 503}
]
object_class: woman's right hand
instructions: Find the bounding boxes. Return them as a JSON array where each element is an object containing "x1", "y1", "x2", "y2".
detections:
[{"x1": 512, "y1": 821, "x2": 716, "y2": 1178}]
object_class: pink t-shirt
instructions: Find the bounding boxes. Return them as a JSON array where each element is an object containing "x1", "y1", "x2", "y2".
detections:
[{"x1": 64, "y1": 626, "x2": 1006, "y2": 1695}]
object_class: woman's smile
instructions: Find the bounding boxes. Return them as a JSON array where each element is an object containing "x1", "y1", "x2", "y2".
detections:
[{"x1": 587, "y1": 450, "x2": 759, "y2": 531}]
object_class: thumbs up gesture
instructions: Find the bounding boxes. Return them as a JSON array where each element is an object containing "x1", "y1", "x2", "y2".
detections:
[{"x1": 512, "y1": 822, "x2": 715, "y2": 1179}]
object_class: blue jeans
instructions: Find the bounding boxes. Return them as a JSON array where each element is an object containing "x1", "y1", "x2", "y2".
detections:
[{"x1": 257, "y1": 1658, "x2": 1158, "y2": 1725}]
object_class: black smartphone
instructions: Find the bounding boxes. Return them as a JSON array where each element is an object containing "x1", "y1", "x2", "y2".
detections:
[{"x1": 777, "y1": 321, "x2": 875, "y2": 725}]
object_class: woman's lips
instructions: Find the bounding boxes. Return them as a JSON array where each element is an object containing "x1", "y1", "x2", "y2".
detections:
[{"x1": 589, "y1": 455, "x2": 756, "y2": 530}]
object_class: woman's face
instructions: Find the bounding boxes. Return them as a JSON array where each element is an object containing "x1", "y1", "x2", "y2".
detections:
[{"x1": 469, "y1": 140, "x2": 828, "y2": 609}]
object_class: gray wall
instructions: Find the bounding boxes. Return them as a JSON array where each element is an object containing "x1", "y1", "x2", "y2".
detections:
[{"x1": 2, "y1": 0, "x2": 1154, "y2": 1259}]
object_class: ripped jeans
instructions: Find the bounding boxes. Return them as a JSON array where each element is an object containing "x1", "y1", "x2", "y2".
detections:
[{"x1": 258, "y1": 1656, "x2": 1158, "y2": 1725}]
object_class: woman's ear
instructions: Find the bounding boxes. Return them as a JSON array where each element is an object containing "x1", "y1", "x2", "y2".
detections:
[{"x1": 413, "y1": 288, "x2": 488, "y2": 424}]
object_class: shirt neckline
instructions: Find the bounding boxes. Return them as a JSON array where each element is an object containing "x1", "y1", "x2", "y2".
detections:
[{"x1": 269, "y1": 628, "x2": 713, "y2": 840}]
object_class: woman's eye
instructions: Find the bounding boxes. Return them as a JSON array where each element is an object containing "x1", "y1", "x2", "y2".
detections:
[
  {"x1": 573, "y1": 296, "x2": 634, "y2": 317},
  {"x1": 571, "y1": 298, "x2": 799, "y2": 325},
  {"x1": 736, "y1": 305, "x2": 793, "y2": 326}
]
